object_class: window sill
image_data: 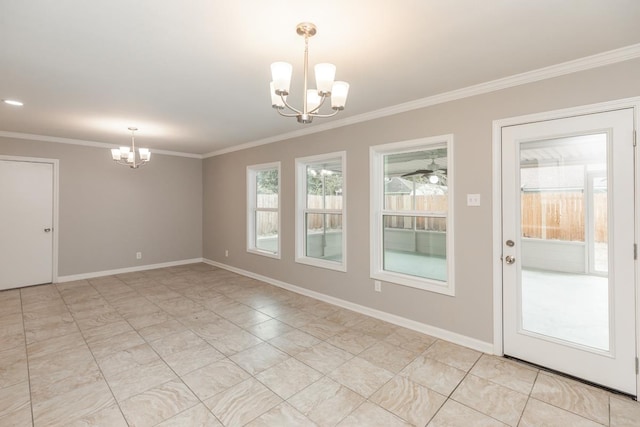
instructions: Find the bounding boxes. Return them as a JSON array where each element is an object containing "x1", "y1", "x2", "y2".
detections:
[
  {"x1": 370, "y1": 270, "x2": 454, "y2": 296},
  {"x1": 296, "y1": 256, "x2": 346, "y2": 272},
  {"x1": 247, "y1": 248, "x2": 281, "y2": 259}
]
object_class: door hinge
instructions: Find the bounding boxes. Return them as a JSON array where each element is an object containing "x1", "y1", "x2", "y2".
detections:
[
  {"x1": 635, "y1": 244, "x2": 638, "y2": 260},
  {"x1": 636, "y1": 357, "x2": 639, "y2": 374},
  {"x1": 634, "y1": 130, "x2": 637, "y2": 147}
]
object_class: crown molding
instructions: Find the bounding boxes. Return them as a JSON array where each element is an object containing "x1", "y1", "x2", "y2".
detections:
[
  {"x1": 205, "y1": 42, "x2": 640, "y2": 158},
  {"x1": 0, "y1": 131, "x2": 203, "y2": 159}
]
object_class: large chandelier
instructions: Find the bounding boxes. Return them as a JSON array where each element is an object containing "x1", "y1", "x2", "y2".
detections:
[
  {"x1": 270, "y1": 22, "x2": 349, "y2": 124},
  {"x1": 110, "y1": 127, "x2": 151, "y2": 169}
]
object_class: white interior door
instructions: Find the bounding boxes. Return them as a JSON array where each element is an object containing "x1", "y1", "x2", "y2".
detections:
[
  {"x1": 502, "y1": 108, "x2": 636, "y2": 395},
  {"x1": 0, "y1": 160, "x2": 54, "y2": 290}
]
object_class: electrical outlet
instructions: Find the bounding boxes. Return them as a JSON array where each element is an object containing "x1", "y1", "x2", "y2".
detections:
[
  {"x1": 467, "y1": 194, "x2": 481, "y2": 206},
  {"x1": 225, "y1": 250, "x2": 229, "y2": 257},
  {"x1": 374, "y1": 280, "x2": 382, "y2": 292},
  {"x1": 136, "y1": 252, "x2": 142, "y2": 260}
]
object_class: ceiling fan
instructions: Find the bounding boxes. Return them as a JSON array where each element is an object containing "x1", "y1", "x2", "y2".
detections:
[{"x1": 401, "y1": 158, "x2": 447, "y2": 178}]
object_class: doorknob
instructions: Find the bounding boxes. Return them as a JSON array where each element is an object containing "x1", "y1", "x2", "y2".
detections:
[
  {"x1": 44, "y1": 228, "x2": 51, "y2": 232},
  {"x1": 504, "y1": 255, "x2": 516, "y2": 264}
]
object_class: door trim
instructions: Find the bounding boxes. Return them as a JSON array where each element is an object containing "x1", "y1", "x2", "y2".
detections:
[
  {"x1": 491, "y1": 97, "x2": 640, "y2": 398},
  {"x1": 0, "y1": 155, "x2": 59, "y2": 284}
]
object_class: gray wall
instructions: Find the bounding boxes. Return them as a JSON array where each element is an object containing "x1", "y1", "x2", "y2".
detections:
[
  {"x1": 203, "y1": 58, "x2": 640, "y2": 344},
  {"x1": 0, "y1": 137, "x2": 203, "y2": 276}
]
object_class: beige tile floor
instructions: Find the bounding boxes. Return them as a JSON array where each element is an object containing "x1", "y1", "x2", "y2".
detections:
[{"x1": 1, "y1": 263, "x2": 639, "y2": 426}]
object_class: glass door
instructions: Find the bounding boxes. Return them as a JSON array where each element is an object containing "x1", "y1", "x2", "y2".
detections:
[{"x1": 502, "y1": 108, "x2": 636, "y2": 394}]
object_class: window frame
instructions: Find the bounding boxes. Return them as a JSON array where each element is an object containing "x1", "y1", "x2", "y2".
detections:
[
  {"x1": 370, "y1": 135, "x2": 455, "y2": 295},
  {"x1": 247, "y1": 162, "x2": 281, "y2": 259},
  {"x1": 295, "y1": 151, "x2": 347, "y2": 272}
]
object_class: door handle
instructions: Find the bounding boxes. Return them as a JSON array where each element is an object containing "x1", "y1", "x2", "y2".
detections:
[
  {"x1": 504, "y1": 255, "x2": 516, "y2": 264},
  {"x1": 44, "y1": 228, "x2": 51, "y2": 232}
]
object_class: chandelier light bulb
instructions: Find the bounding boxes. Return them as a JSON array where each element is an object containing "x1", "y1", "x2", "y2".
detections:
[
  {"x1": 314, "y1": 63, "x2": 336, "y2": 95},
  {"x1": 331, "y1": 81, "x2": 349, "y2": 110},
  {"x1": 306, "y1": 90, "x2": 321, "y2": 112},
  {"x1": 271, "y1": 62, "x2": 293, "y2": 95}
]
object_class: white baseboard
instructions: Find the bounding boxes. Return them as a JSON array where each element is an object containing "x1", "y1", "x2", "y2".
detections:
[
  {"x1": 57, "y1": 258, "x2": 204, "y2": 283},
  {"x1": 204, "y1": 258, "x2": 494, "y2": 354}
]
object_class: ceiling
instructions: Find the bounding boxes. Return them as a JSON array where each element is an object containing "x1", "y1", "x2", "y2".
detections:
[{"x1": 2, "y1": 1, "x2": 640, "y2": 156}]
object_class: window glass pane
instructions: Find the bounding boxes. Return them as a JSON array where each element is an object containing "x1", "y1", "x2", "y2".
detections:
[
  {"x1": 383, "y1": 215, "x2": 447, "y2": 281},
  {"x1": 257, "y1": 169, "x2": 278, "y2": 208},
  {"x1": 384, "y1": 148, "x2": 447, "y2": 212},
  {"x1": 255, "y1": 211, "x2": 278, "y2": 253},
  {"x1": 520, "y1": 164, "x2": 587, "y2": 242},
  {"x1": 305, "y1": 213, "x2": 342, "y2": 262},
  {"x1": 519, "y1": 134, "x2": 609, "y2": 350},
  {"x1": 306, "y1": 160, "x2": 343, "y2": 210}
]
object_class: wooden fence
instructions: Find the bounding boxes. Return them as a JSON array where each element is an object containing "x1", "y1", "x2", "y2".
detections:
[
  {"x1": 383, "y1": 195, "x2": 447, "y2": 231},
  {"x1": 256, "y1": 192, "x2": 608, "y2": 242},
  {"x1": 256, "y1": 194, "x2": 344, "y2": 234},
  {"x1": 521, "y1": 192, "x2": 607, "y2": 242}
]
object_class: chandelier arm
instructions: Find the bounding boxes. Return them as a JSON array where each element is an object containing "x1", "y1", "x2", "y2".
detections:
[
  {"x1": 279, "y1": 95, "x2": 303, "y2": 115},
  {"x1": 307, "y1": 95, "x2": 328, "y2": 115},
  {"x1": 116, "y1": 160, "x2": 136, "y2": 168},
  {"x1": 309, "y1": 109, "x2": 341, "y2": 119},
  {"x1": 115, "y1": 159, "x2": 138, "y2": 168},
  {"x1": 114, "y1": 157, "x2": 149, "y2": 169},
  {"x1": 276, "y1": 109, "x2": 300, "y2": 118}
]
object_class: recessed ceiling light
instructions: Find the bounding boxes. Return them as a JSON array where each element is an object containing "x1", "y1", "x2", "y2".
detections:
[{"x1": 3, "y1": 99, "x2": 24, "y2": 106}]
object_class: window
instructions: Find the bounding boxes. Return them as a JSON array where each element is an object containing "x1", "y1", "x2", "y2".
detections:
[
  {"x1": 295, "y1": 152, "x2": 346, "y2": 271},
  {"x1": 370, "y1": 136, "x2": 454, "y2": 295},
  {"x1": 247, "y1": 162, "x2": 280, "y2": 258}
]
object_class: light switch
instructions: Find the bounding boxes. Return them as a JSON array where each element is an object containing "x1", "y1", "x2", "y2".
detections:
[{"x1": 467, "y1": 194, "x2": 481, "y2": 206}]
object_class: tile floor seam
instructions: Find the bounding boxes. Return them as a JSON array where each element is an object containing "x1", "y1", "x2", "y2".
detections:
[
  {"x1": 123, "y1": 377, "x2": 203, "y2": 426},
  {"x1": 424, "y1": 399, "x2": 445, "y2": 426},
  {"x1": 18, "y1": 288, "x2": 36, "y2": 427},
  {"x1": 444, "y1": 356, "x2": 522, "y2": 426},
  {"x1": 516, "y1": 394, "x2": 533, "y2": 427},
  {"x1": 513, "y1": 369, "x2": 540, "y2": 427},
  {"x1": 448, "y1": 398, "x2": 512, "y2": 427},
  {"x1": 458, "y1": 368, "x2": 534, "y2": 424},
  {"x1": 525, "y1": 396, "x2": 609, "y2": 427},
  {"x1": 443, "y1": 355, "x2": 474, "y2": 398},
  {"x1": 58, "y1": 279, "x2": 130, "y2": 426},
  {"x1": 363, "y1": 375, "x2": 423, "y2": 426},
  {"x1": 530, "y1": 372, "x2": 611, "y2": 426},
  {"x1": 333, "y1": 398, "x2": 364, "y2": 426},
  {"x1": 379, "y1": 396, "x2": 420, "y2": 427}
]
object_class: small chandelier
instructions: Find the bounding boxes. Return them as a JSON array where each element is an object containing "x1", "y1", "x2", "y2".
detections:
[
  {"x1": 110, "y1": 127, "x2": 151, "y2": 169},
  {"x1": 270, "y1": 22, "x2": 349, "y2": 124}
]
